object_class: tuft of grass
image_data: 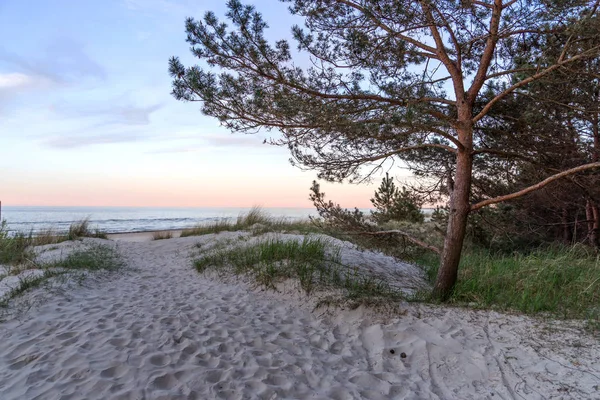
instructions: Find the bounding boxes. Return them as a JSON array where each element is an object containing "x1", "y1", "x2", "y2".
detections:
[
  {"x1": 420, "y1": 244, "x2": 600, "y2": 329},
  {"x1": 0, "y1": 273, "x2": 54, "y2": 308},
  {"x1": 181, "y1": 219, "x2": 235, "y2": 236},
  {"x1": 0, "y1": 219, "x2": 108, "y2": 267},
  {"x1": 31, "y1": 228, "x2": 65, "y2": 246},
  {"x1": 194, "y1": 236, "x2": 403, "y2": 303},
  {"x1": 0, "y1": 244, "x2": 123, "y2": 308},
  {"x1": 152, "y1": 231, "x2": 173, "y2": 240},
  {"x1": 181, "y1": 206, "x2": 319, "y2": 237},
  {"x1": 0, "y1": 221, "x2": 34, "y2": 266},
  {"x1": 67, "y1": 218, "x2": 107, "y2": 240},
  {"x1": 45, "y1": 244, "x2": 124, "y2": 272}
]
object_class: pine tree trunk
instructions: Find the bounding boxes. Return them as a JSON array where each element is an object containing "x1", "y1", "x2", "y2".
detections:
[
  {"x1": 587, "y1": 200, "x2": 599, "y2": 248},
  {"x1": 562, "y1": 208, "x2": 572, "y2": 244},
  {"x1": 433, "y1": 144, "x2": 473, "y2": 299},
  {"x1": 590, "y1": 111, "x2": 600, "y2": 248}
]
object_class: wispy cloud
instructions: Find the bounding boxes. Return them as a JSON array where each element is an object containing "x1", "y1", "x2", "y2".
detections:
[
  {"x1": 203, "y1": 134, "x2": 269, "y2": 148},
  {"x1": 146, "y1": 133, "x2": 273, "y2": 154},
  {"x1": 123, "y1": 0, "x2": 201, "y2": 13},
  {"x1": 0, "y1": 72, "x2": 53, "y2": 113},
  {"x1": 52, "y1": 102, "x2": 163, "y2": 126},
  {"x1": 0, "y1": 72, "x2": 35, "y2": 89},
  {"x1": 0, "y1": 39, "x2": 105, "y2": 85},
  {"x1": 43, "y1": 132, "x2": 146, "y2": 149}
]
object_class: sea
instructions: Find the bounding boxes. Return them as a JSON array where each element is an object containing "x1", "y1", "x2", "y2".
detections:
[{"x1": 0, "y1": 206, "x2": 318, "y2": 235}]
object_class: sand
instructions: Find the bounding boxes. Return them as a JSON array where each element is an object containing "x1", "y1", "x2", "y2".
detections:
[{"x1": 0, "y1": 233, "x2": 599, "y2": 399}]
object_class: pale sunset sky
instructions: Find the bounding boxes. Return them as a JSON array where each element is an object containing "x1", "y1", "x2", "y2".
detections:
[{"x1": 0, "y1": 0, "x2": 409, "y2": 208}]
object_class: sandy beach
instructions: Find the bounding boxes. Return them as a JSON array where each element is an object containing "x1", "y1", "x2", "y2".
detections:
[{"x1": 0, "y1": 232, "x2": 599, "y2": 399}]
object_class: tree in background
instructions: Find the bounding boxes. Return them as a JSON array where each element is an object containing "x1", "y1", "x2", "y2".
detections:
[
  {"x1": 371, "y1": 173, "x2": 423, "y2": 224},
  {"x1": 170, "y1": 0, "x2": 600, "y2": 298}
]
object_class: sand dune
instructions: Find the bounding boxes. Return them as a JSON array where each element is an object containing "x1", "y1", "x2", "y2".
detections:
[{"x1": 0, "y1": 233, "x2": 598, "y2": 399}]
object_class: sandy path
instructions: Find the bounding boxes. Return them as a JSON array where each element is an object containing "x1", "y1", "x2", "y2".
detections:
[{"x1": 0, "y1": 235, "x2": 599, "y2": 399}]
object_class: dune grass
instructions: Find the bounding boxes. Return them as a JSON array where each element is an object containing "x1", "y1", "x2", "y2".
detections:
[
  {"x1": 419, "y1": 244, "x2": 600, "y2": 328},
  {"x1": 194, "y1": 236, "x2": 403, "y2": 304},
  {"x1": 67, "y1": 218, "x2": 107, "y2": 241},
  {"x1": 152, "y1": 231, "x2": 173, "y2": 240},
  {"x1": 0, "y1": 244, "x2": 123, "y2": 308},
  {"x1": 181, "y1": 207, "x2": 319, "y2": 237},
  {"x1": 0, "y1": 219, "x2": 108, "y2": 267},
  {"x1": 45, "y1": 244, "x2": 124, "y2": 272}
]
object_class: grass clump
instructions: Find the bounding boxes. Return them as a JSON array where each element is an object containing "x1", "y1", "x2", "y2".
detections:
[
  {"x1": 67, "y1": 218, "x2": 107, "y2": 240},
  {"x1": 421, "y1": 244, "x2": 600, "y2": 328},
  {"x1": 152, "y1": 231, "x2": 173, "y2": 240},
  {"x1": 0, "y1": 219, "x2": 108, "y2": 267},
  {"x1": 0, "y1": 244, "x2": 123, "y2": 308},
  {"x1": 46, "y1": 244, "x2": 124, "y2": 272},
  {"x1": 194, "y1": 236, "x2": 402, "y2": 303},
  {"x1": 0, "y1": 221, "x2": 34, "y2": 266},
  {"x1": 181, "y1": 207, "x2": 319, "y2": 237}
]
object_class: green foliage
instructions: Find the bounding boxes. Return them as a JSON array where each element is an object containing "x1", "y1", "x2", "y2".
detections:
[
  {"x1": 194, "y1": 237, "x2": 403, "y2": 303},
  {"x1": 371, "y1": 173, "x2": 423, "y2": 224},
  {"x1": 310, "y1": 181, "x2": 441, "y2": 261},
  {"x1": 420, "y1": 245, "x2": 600, "y2": 330},
  {"x1": 0, "y1": 220, "x2": 108, "y2": 267},
  {"x1": 46, "y1": 244, "x2": 123, "y2": 272},
  {"x1": 0, "y1": 221, "x2": 33, "y2": 266}
]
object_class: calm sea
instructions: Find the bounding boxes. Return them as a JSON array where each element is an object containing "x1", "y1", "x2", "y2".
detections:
[{"x1": 0, "y1": 206, "x2": 317, "y2": 234}]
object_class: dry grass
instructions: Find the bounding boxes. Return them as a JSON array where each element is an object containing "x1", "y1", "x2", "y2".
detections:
[
  {"x1": 181, "y1": 207, "x2": 318, "y2": 237},
  {"x1": 152, "y1": 231, "x2": 173, "y2": 240}
]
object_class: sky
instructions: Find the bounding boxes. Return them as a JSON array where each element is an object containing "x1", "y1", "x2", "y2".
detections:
[{"x1": 0, "y1": 0, "x2": 410, "y2": 208}]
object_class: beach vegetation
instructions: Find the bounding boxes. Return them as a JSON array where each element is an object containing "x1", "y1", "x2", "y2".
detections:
[
  {"x1": 152, "y1": 231, "x2": 174, "y2": 240},
  {"x1": 0, "y1": 219, "x2": 108, "y2": 267},
  {"x1": 181, "y1": 206, "x2": 319, "y2": 237},
  {"x1": 194, "y1": 236, "x2": 403, "y2": 305},
  {"x1": 417, "y1": 245, "x2": 600, "y2": 326},
  {"x1": 67, "y1": 218, "x2": 107, "y2": 240},
  {"x1": 0, "y1": 244, "x2": 123, "y2": 308}
]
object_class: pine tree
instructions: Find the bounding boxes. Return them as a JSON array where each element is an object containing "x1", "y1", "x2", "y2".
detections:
[
  {"x1": 371, "y1": 174, "x2": 423, "y2": 224},
  {"x1": 170, "y1": 0, "x2": 600, "y2": 298}
]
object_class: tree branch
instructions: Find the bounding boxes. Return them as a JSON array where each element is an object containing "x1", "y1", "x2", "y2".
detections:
[
  {"x1": 335, "y1": 0, "x2": 439, "y2": 55},
  {"x1": 348, "y1": 230, "x2": 441, "y2": 254},
  {"x1": 471, "y1": 162, "x2": 600, "y2": 211},
  {"x1": 467, "y1": 0, "x2": 502, "y2": 104}
]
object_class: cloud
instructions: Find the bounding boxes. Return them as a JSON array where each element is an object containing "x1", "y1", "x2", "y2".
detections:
[
  {"x1": 43, "y1": 132, "x2": 145, "y2": 149},
  {"x1": 0, "y1": 72, "x2": 54, "y2": 113},
  {"x1": 123, "y1": 0, "x2": 199, "y2": 13},
  {"x1": 53, "y1": 103, "x2": 163, "y2": 126},
  {"x1": 203, "y1": 134, "x2": 269, "y2": 148},
  {"x1": 0, "y1": 73, "x2": 35, "y2": 89},
  {"x1": 0, "y1": 39, "x2": 106, "y2": 85},
  {"x1": 146, "y1": 133, "x2": 274, "y2": 154},
  {"x1": 103, "y1": 104, "x2": 163, "y2": 125},
  {"x1": 147, "y1": 146, "x2": 203, "y2": 154}
]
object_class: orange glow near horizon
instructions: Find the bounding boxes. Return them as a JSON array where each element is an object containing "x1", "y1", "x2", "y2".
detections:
[{"x1": 1, "y1": 175, "x2": 376, "y2": 208}]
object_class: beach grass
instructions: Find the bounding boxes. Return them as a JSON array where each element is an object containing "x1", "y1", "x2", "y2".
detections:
[
  {"x1": 194, "y1": 236, "x2": 403, "y2": 304},
  {"x1": 152, "y1": 231, "x2": 173, "y2": 240},
  {"x1": 0, "y1": 244, "x2": 123, "y2": 308},
  {"x1": 0, "y1": 219, "x2": 108, "y2": 267},
  {"x1": 419, "y1": 244, "x2": 600, "y2": 328},
  {"x1": 181, "y1": 207, "x2": 319, "y2": 237},
  {"x1": 67, "y1": 218, "x2": 108, "y2": 240},
  {"x1": 45, "y1": 244, "x2": 124, "y2": 272}
]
